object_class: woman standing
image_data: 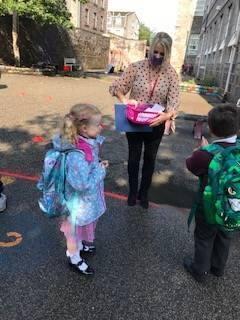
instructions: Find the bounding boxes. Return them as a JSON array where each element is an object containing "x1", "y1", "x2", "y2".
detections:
[{"x1": 109, "y1": 32, "x2": 180, "y2": 209}]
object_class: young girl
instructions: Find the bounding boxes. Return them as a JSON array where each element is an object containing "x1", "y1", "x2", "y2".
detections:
[{"x1": 54, "y1": 104, "x2": 108, "y2": 275}]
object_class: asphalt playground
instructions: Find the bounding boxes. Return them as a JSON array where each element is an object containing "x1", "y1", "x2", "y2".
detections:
[{"x1": 1, "y1": 73, "x2": 240, "y2": 320}]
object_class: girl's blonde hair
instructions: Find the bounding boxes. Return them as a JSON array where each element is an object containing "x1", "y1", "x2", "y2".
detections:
[
  {"x1": 149, "y1": 32, "x2": 172, "y2": 63},
  {"x1": 61, "y1": 104, "x2": 101, "y2": 144}
]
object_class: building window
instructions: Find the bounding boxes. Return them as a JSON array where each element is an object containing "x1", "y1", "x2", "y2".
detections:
[
  {"x1": 100, "y1": 16, "x2": 104, "y2": 31},
  {"x1": 220, "y1": 5, "x2": 233, "y2": 49},
  {"x1": 94, "y1": 0, "x2": 98, "y2": 5},
  {"x1": 93, "y1": 12, "x2": 97, "y2": 29},
  {"x1": 107, "y1": 15, "x2": 112, "y2": 27},
  {"x1": 101, "y1": 0, "x2": 104, "y2": 8},
  {"x1": 113, "y1": 15, "x2": 123, "y2": 27},
  {"x1": 85, "y1": 8, "x2": 90, "y2": 26},
  {"x1": 187, "y1": 34, "x2": 200, "y2": 55},
  {"x1": 194, "y1": 0, "x2": 206, "y2": 16}
]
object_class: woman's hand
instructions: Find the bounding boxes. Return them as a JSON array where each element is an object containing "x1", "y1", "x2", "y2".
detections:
[
  {"x1": 116, "y1": 91, "x2": 138, "y2": 106},
  {"x1": 149, "y1": 112, "x2": 172, "y2": 127},
  {"x1": 164, "y1": 119, "x2": 175, "y2": 135}
]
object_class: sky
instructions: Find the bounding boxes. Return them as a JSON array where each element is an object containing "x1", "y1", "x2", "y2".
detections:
[{"x1": 108, "y1": 0, "x2": 179, "y2": 36}]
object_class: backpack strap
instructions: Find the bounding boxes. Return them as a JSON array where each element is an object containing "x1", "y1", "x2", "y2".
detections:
[
  {"x1": 56, "y1": 149, "x2": 83, "y2": 200},
  {"x1": 201, "y1": 143, "x2": 224, "y2": 155}
]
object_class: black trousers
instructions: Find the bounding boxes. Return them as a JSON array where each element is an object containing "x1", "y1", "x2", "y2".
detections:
[
  {"x1": 126, "y1": 124, "x2": 165, "y2": 196},
  {"x1": 193, "y1": 210, "x2": 233, "y2": 274}
]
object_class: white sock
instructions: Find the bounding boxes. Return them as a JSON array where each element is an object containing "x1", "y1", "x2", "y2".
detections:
[
  {"x1": 66, "y1": 250, "x2": 80, "y2": 264},
  {"x1": 66, "y1": 250, "x2": 88, "y2": 271},
  {"x1": 78, "y1": 241, "x2": 83, "y2": 251}
]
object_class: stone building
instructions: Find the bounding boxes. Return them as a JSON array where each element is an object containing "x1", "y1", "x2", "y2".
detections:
[
  {"x1": 185, "y1": 0, "x2": 207, "y2": 66},
  {"x1": 66, "y1": 0, "x2": 110, "y2": 69},
  {"x1": 106, "y1": 11, "x2": 145, "y2": 71},
  {"x1": 107, "y1": 11, "x2": 140, "y2": 40},
  {"x1": 196, "y1": 0, "x2": 240, "y2": 102},
  {"x1": 171, "y1": 0, "x2": 198, "y2": 74}
]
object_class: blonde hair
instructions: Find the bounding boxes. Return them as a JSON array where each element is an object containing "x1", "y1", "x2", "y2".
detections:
[
  {"x1": 61, "y1": 104, "x2": 101, "y2": 144},
  {"x1": 149, "y1": 32, "x2": 172, "y2": 62}
]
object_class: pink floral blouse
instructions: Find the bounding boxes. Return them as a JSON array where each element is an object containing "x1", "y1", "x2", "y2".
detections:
[{"x1": 109, "y1": 59, "x2": 180, "y2": 113}]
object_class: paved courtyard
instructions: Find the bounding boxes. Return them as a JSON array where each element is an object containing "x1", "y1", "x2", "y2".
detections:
[{"x1": 1, "y1": 73, "x2": 239, "y2": 320}]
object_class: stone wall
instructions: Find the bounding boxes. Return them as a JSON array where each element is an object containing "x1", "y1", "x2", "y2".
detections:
[
  {"x1": 69, "y1": 28, "x2": 110, "y2": 69},
  {"x1": 109, "y1": 33, "x2": 146, "y2": 71},
  {"x1": 0, "y1": 15, "x2": 110, "y2": 70},
  {"x1": 0, "y1": 16, "x2": 76, "y2": 68}
]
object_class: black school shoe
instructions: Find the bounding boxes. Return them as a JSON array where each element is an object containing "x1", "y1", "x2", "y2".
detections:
[
  {"x1": 80, "y1": 243, "x2": 96, "y2": 254},
  {"x1": 210, "y1": 267, "x2": 224, "y2": 277},
  {"x1": 183, "y1": 257, "x2": 207, "y2": 283},
  {"x1": 140, "y1": 198, "x2": 149, "y2": 209},
  {"x1": 137, "y1": 193, "x2": 149, "y2": 209},
  {"x1": 68, "y1": 258, "x2": 94, "y2": 276},
  {"x1": 127, "y1": 194, "x2": 137, "y2": 206}
]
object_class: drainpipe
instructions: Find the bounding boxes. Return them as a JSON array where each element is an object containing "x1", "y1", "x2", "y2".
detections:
[{"x1": 224, "y1": 10, "x2": 240, "y2": 99}]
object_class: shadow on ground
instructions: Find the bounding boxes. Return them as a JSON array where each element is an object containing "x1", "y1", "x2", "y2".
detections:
[
  {"x1": 0, "y1": 111, "x2": 204, "y2": 208},
  {"x1": 0, "y1": 84, "x2": 7, "y2": 90}
]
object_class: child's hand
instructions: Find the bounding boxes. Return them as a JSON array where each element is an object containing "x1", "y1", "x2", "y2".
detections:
[
  {"x1": 193, "y1": 136, "x2": 209, "y2": 151},
  {"x1": 200, "y1": 136, "x2": 209, "y2": 147},
  {"x1": 101, "y1": 160, "x2": 109, "y2": 168}
]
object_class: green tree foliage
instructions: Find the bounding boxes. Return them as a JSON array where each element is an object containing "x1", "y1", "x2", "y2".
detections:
[
  {"x1": 0, "y1": 0, "x2": 88, "y2": 66},
  {"x1": 139, "y1": 23, "x2": 154, "y2": 46},
  {"x1": 0, "y1": 0, "x2": 87, "y2": 28}
]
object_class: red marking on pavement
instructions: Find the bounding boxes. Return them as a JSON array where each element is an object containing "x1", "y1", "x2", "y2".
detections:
[
  {"x1": 19, "y1": 92, "x2": 26, "y2": 96},
  {"x1": 105, "y1": 191, "x2": 127, "y2": 201},
  {"x1": 47, "y1": 96, "x2": 53, "y2": 101},
  {"x1": 0, "y1": 170, "x2": 160, "y2": 208},
  {"x1": 105, "y1": 191, "x2": 160, "y2": 208},
  {"x1": 0, "y1": 170, "x2": 39, "y2": 182},
  {"x1": 32, "y1": 136, "x2": 45, "y2": 143}
]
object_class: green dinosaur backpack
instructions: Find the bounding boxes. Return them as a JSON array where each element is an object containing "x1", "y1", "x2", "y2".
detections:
[{"x1": 200, "y1": 143, "x2": 240, "y2": 231}]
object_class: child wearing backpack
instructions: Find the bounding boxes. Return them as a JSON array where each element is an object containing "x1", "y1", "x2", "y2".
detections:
[
  {"x1": 38, "y1": 104, "x2": 108, "y2": 276},
  {"x1": 184, "y1": 106, "x2": 239, "y2": 283}
]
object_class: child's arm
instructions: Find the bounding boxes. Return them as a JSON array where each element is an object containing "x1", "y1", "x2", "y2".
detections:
[
  {"x1": 66, "y1": 152, "x2": 106, "y2": 192},
  {"x1": 186, "y1": 149, "x2": 211, "y2": 177}
]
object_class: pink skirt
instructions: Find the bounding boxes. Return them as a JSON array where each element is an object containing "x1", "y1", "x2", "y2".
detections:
[{"x1": 60, "y1": 219, "x2": 97, "y2": 243}]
